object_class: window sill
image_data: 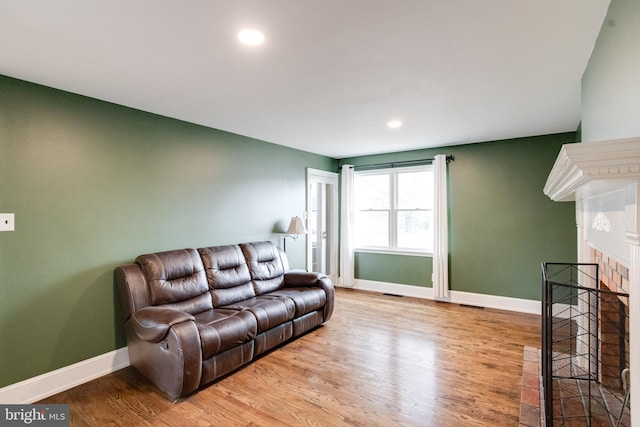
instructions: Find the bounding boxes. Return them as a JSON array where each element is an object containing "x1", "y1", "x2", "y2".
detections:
[{"x1": 354, "y1": 248, "x2": 433, "y2": 257}]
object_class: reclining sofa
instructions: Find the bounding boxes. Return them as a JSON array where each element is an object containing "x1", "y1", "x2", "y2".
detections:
[{"x1": 115, "y1": 241, "x2": 334, "y2": 399}]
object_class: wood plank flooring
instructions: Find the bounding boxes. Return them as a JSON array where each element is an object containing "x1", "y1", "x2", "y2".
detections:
[{"x1": 38, "y1": 288, "x2": 541, "y2": 426}]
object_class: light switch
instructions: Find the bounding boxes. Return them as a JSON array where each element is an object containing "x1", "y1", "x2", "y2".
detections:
[{"x1": 0, "y1": 213, "x2": 15, "y2": 231}]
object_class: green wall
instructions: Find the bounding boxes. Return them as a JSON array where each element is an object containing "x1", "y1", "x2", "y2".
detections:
[
  {"x1": 0, "y1": 75, "x2": 336, "y2": 387},
  {"x1": 355, "y1": 252, "x2": 432, "y2": 286},
  {"x1": 341, "y1": 133, "x2": 577, "y2": 300},
  {"x1": 581, "y1": 0, "x2": 640, "y2": 142}
]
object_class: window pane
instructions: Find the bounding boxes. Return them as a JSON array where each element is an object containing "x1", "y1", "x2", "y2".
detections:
[
  {"x1": 397, "y1": 171, "x2": 433, "y2": 209},
  {"x1": 355, "y1": 174, "x2": 389, "y2": 210},
  {"x1": 355, "y1": 211, "x2": 389, "y2": 247},
  {"x1": 309, "y1": 182, "x2": 319, "y2": 247},
  {"x1": 397, "y1": 210, "x2": 433, "y2": 251}
]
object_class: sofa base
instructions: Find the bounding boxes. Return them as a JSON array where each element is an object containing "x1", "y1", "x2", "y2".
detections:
[
  {"x1": 254, "y1": 322, "x2": 293, "y2": 356},
  {"x1": 200, "y1": 341, "x2": 254, "y2": 387},
  {"x1": 293, "y1": 310, "x2": 325, "y2": 337}
]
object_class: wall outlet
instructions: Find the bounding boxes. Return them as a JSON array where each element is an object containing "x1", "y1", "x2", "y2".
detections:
[{"x1": 0, "y1": 213, "x2": 15, "y2": 231}]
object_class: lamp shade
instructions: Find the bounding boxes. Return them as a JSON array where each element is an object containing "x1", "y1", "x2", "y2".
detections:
[{"x1": 286, "y1": 216, "x2": 307, "y2": 235}]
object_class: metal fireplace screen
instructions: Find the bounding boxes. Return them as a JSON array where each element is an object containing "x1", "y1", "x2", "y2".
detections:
[{"x1": 542, "y1": 262, "x2": 630, "y2": 426}]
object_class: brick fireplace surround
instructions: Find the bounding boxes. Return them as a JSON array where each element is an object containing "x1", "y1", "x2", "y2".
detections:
[
  {"x1": 595, "y1": 249, "x2": 630, "y2": 295},
  {"x1": 594, "y1": 249, "x2": 630, "y2": 391}
]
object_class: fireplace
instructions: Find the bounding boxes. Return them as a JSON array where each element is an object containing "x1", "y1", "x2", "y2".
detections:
[
  {"x1": 542, "y1": 262, "x2": 630, "y2": 425},
  {"x1": 544, "y1": 137, "x2": 640, "y2": 426}
]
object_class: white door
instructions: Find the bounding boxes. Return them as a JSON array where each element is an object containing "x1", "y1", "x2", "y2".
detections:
[{"x1": 306, "y1": 168, "x2": 338, "y2": 285}]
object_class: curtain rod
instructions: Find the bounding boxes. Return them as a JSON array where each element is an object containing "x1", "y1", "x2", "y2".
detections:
[{"x1": 343, "y1": 154, "x2": 454, "y2": 171}]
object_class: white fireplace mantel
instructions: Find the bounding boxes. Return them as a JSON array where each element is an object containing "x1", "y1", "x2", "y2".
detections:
[
  {"x1": 544, "y1": 137, "x2": 640, "y2": 202},
  {"x1": 544, "y1": 136, "x2": 640, "y2": 426}
]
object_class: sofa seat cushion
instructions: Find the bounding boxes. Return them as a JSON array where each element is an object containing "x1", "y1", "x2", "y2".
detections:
[
  {"x1": 222, "y1": 296, "x2": 295, "y2": 333},
  {"x1": 269, "y1": 288, "x2": 327, "y2": 317},
  {"x1": 194, "y1": 309, "x2": 257, "y2": 360}
]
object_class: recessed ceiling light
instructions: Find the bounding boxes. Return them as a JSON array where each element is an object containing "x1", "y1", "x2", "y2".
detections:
[
  {"x1": 387, "y1": 120, "x2": 403, "y2": 129},
  {"x1": 238, "y1": 29, "x2": 265, "y2": 46}
]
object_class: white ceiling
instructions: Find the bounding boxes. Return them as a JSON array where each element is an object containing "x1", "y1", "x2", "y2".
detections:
[{"x1": 0, "y1": 0, "x2": 610, "y2": 159}]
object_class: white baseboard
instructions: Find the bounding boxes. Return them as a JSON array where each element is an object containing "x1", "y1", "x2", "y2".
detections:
[
  {"x1": 0, "y1": 347, "x2": 130, "y2": 404},
  {"x1": 344, "y1": 279, "x2": 541, "y2": 315}
]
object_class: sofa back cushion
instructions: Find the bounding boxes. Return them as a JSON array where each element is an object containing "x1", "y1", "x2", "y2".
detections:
[
  {"x1": 136, "y1": 248, "x2": 213, "y2": 314},
  {"x1": 198, "y1": 245, "x2": 256, "y2": 307},
  {"x1": 240, "y1": 241, "x2": 287, "y2": 294}
]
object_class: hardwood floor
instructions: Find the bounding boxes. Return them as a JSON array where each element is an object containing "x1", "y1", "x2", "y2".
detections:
[{"x1": 38, "y1": 288, "x2": 541, "y2": 426}]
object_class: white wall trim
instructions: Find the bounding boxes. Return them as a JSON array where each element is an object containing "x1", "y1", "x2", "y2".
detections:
[
  {"x1": 0, "y1": 347, "x2": 129, "y2": 404},
  {"x1": 346, "y1": 279, "x2": 541, "y2": 315}
]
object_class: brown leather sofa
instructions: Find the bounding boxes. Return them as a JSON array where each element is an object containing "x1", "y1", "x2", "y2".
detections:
[{"x1": 115, "y1": 241, "x2": 334, "y2": 399}]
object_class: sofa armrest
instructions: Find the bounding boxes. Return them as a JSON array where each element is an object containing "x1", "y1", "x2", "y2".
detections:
[
  {"x1": 284, "y1": 270, "x2": 325, "y2": 286},
  {"x1": 284, "y1": 271, "x2": 335, "y2": 322},
  {"x1": 131, "y1": 307, "x2": 195, "y2": 343}
]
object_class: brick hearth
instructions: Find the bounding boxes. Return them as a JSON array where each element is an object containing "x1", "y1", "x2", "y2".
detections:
[{"x1": 519, "y1": 346, "x2": 542, "y2": 427}]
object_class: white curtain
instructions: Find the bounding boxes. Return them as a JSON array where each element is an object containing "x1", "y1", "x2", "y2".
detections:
[
  {"x1": 433, "y1": 154, "x2": 449, "y2": 299},
  {"x1": 339, "y1": 164, "x2": 355, "y2": 287}
]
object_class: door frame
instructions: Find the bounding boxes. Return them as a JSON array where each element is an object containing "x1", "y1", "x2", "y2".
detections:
[{"x1": 306, "y1": 168, "x2": 339, "y2": 285}]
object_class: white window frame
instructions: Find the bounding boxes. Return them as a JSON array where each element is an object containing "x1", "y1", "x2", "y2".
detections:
[{"x1": 354, "y1": 165, "x2": 433, "y2": 257}]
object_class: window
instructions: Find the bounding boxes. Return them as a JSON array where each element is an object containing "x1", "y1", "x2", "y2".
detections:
[{"x1": 354, "y1": 165, "x2": 433, "y2": 254}]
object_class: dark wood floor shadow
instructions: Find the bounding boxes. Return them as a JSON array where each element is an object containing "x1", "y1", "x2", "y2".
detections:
[{"x1": 38, "y1": 288, "x2": 541, "y2": 426}]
